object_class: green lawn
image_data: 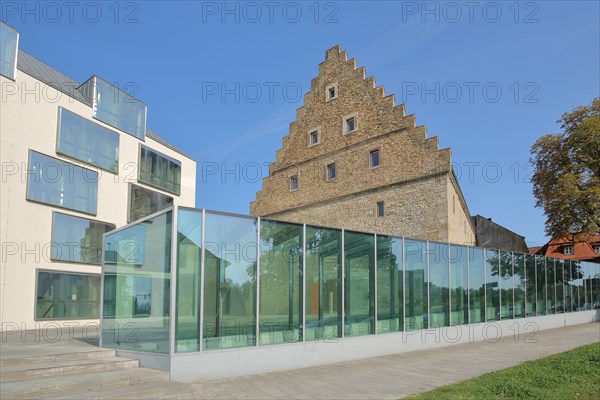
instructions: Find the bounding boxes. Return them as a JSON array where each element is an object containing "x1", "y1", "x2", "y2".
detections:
[{"x1": 405, "y1": 342, "x2": 600, "y2": 400}]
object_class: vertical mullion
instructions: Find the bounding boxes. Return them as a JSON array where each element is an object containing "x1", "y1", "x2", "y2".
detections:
[
  {"x1": 199, "y1": 209, "x2": 206, "y2": 351},
  {"x1": 255, "y1": 217, "x2": 261, "y2": 346},
  {"x1": 341, "y1": 229, "x2": 345, "y2": 339},
  {"x1": 447, "y1": 243, "x2": 451, "y2": 326},
  {"x1": 168, "y1": 207, "x2": 178, "y2": 356},
  {"x1": 426, "y1": 240, "x2": 430, "y2": 329},
  {"x1": 467, "y1": 247, "x2": 471, "y2": 324},
  {"x1": 302, "y1": 224, "x2": 306, "y2": 342},
  {"x1": 374, "y1": 234, "x2": 378, "y2": 335},
  {"x1": 402, "y1": 237, "x2": 406, "y2": 332}
]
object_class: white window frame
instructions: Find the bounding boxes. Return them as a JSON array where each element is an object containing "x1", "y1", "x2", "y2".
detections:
[
  {"x1": 563, "y1": 245, "x2": 574, "y2": 255},
  {"x1": 593, "y1": 245, "x2": 600, "y2": 254},
  {"x1": 342, "y1": 112, "x2": 358, "y2": 135},
  {"x1": 326, "y1": 83, "x2": 338, "y2": 101}
]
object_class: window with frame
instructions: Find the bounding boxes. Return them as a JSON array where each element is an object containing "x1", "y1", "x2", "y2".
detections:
[
  {"x1": 51, "y1": 212, "x2": 115, "y2": 265},
  {"x1": 139, "y1": 145, "x2": 182, "y2": 195},
  {"x1": 309, "y1": 130, "x2": 319, "y2": 146},
  {"x1": 128, "y1": 184, "x2": 173, "y2": 223},
  {"x1": 343, "y1": 113, "x2": 358, "y2": 134},
  {"x1": 326, "y1": 163, "x2": 336, "y2": 181},
  {"x1": 563, "y1": 246, "x2": 574, "y2": 255},
  {"x1": 376, "y1": 201, "x2": 385, "y2": 217},
  {"x1": 26, "y1": 150, "x2": 98, "y2": 215},
  {"x1": 35, "y1": 270, "x2": 100, "y2": 320},
  {"x1": 593, "y1": 245, "x2": 600, "y2": 254},
  {"x1": 326, "y1": 83, "x2": 338, "y2": 101},
  {"x1": 57, "y1": 107, "x2": 120, "y2": 173},
  {"x1": 369, "y1": 149, "x2": 380, "y2": 168},
  {"x1": 0, "y1": 22, "x2": 19, "y2": 80},
  {"x1": 289, "y1": 175, "x2": 299, "y2": 191}
]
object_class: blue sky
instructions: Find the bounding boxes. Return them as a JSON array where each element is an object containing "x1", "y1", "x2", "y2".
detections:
[{"x1": 4, "y1": 1, "x2": 599, "y2": 247}]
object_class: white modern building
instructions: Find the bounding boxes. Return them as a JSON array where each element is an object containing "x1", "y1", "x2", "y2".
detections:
[{"x1": 0, "y1": 22, "x2": 196, "y2": 331}]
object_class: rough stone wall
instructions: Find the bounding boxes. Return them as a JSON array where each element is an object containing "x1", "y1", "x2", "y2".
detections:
[{"x1": 251, "y1": 45, "x2": 476, "y2": 245}]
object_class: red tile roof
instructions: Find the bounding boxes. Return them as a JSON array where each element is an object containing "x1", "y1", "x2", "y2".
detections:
[{"x1": 531, "y1": 235, "x2": 600, "y2": 262}]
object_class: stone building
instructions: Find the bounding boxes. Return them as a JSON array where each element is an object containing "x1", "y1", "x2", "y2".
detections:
[{"x1": 251, "y1": 45, "x2": 476, "y2": 246}]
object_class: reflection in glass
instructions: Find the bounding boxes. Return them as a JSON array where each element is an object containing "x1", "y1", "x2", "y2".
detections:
[
  {"x1": 27, "y1": 151, "x2": 98, "y2": 215},
  {"x1": 128, "y1": 184, "x2": 173, "y2": 223},
  {"x1": 376, "y1": 236, "x2": 403, "y2": 333},
  {"x1": 102, "y1": 211, "x2": 172, "y2": 353},
  {"x1": 203, "y1": 213, "x2": 256, "y2": 350},
  {"x1": 535, "y1": 255, "x2": 547, "y2": 315},
  {"x1": 57, "y1": 107, "x2": 119, "y2": 172},
  {"x1": 51, "y1": 212, "x2": 115, "y2": 265},
  {"x1": 498, "y1": 251, "x2": 514, "y2": 319},
  {"x1": 175, "y1": 209, "x2": 202, "y2": 352},
  {"x1": 139, "y1": 146, "x2": 182, "y2": 195},
  {"x1": 405, "y1": 240, "x2": 427, "y2": 330},
  {"x1": 469, "y1": 247, "x2": 485, "y2": 323},
  {"x1": 556, "y1": 259, "x2": 565, "y2": 313},
  {"x1": 0, "y1": 22, "x2": 18, "y2": 79},
  {"x1": 450, "y1": 245, "x2": 468, "y2": 326},
  {"x1": 547, "y1": 258, "x2": 557, "y2": 314},
  {"x1": 428, "y1": 242, "x2": 449, "y2": 328},
  {"x1": 344, "y1": 231, "x2": 375, "y2": 337},
  {"x1": 513, "y1": 253, "x2": 526, "y2": 318},
  {"x1": 485, "y1": 249, "x2": 500, "y2": 321},
  {"x1": 305, "y1": 227, "x2": 342, "y2": 341},
  {"x1": 524, "y1": 254, "x2": 536, "y2": 316},
  {"x1": 36, "y1": 271, "x2": 99, "y2": 319},
  {"x1": 259, "y1": 220, "x2": 303, "y2": 345}
]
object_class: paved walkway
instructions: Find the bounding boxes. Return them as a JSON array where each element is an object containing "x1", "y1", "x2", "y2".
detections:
[
  {"x1": 1, "y1": 323, "x2": 598, "y2": 399},
  {"x1": 188, "y1": 323, "x2": 600, "y2": 399}
]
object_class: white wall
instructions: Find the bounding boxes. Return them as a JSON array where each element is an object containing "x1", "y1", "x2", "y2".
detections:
[{"x1": 0, "y1": 70, "x2": 196, "y2": 330}]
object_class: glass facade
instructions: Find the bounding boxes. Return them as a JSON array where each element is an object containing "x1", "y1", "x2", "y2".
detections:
[
  {"x1": 128, "y1": 184, "x2": 173, "y2": 223},
  {"x1": 102, "y1": 211, "x2": 172, "y2": 353},
  {"x1": 57, "y1": 107, "x2": 119, "y2": 172},
  {"x1": 36, "y1": 271, "x2": 99, "y2": 320},
  {"x1": 0, "y1": 22, "x2": 18, "y2": 80},
  {"x1": 51, "y1": 212, "x2": 115, "y2": 265},
  {"x1": 90, "y1": 76, "x2": 147, "y2": 140},
  {"x1": 139, "y1": 146, "x2": 182, "y2": 195},
  {"x1": 26, "y1": 150, "x2": 98, "y2": 215},
  {"x1": 101, "y1": 206, "x2": 600, "y2": 354}
]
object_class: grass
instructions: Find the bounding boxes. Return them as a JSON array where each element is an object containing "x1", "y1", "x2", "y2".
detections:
[{"x1": 404, "y1": 342, "x2": 600, "y2": 400}]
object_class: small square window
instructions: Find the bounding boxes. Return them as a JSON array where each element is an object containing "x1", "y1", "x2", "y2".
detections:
[
  {"x1": 369, "y1": 149, "x2": 380, "y2": 168},
  {"x1": 326, "y1": 83, "x2": 338, "y2": 101},
  {"x1": 593, "y1": 245, "x2": 600, "y2": 254},
  {"x1": 346, "y1": 117, "x2": 356, "y2": 133},
  {"x1": 289, "y1": 175, "x2": 298, "y2": 191},
  {"x1": 326, "y1": 163, "x2": 336, "y2": 181},
  {"x1": 563, "y1": 246, "x2": 573, "y2": 255},
  {"x1": 309, "y1": 130, "x2": 319, "y2": 146},
  {"x1": 377, "y1": 201, "x2": 385, "y2": 217},
  {"x1": 342, "y1": 113, "x2": 358, "y2": 135}
]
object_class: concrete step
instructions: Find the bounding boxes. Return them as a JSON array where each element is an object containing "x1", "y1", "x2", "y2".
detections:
[
  {"x1": 0, "y1": 367, "x2": 170, "y2": 399},
  {"x1": 0, "y1": 349, "x2": 117, "y2": 366},
  {"x1": 1, "y1": 356, "x2": 139, "y2": 382},
  {"x1": 45, "y1": 380, "x2": 194, "y2": 400}
]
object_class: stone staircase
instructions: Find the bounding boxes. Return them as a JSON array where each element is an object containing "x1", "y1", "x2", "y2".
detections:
[{"x1": 0, "y1": 349, "x2": 193, "y2": 399}]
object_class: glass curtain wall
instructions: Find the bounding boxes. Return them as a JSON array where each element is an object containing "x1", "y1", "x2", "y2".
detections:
[{"x1": 101, "y1": 207, "x2": 600, "y2": 355}]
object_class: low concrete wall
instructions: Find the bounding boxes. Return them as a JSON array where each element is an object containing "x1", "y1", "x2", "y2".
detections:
[{"x1": 116, "y1": 310, "x2": 598, "y2": 382}]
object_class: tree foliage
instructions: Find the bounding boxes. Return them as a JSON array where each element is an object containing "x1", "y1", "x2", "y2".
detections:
[{"x1": 530, "y1": 98, "x2": 600, "y2": 240}]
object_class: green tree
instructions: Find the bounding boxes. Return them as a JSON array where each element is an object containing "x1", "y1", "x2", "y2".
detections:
[{"x1": 530, "y1": 98, "x2": 600, "y2": 240}]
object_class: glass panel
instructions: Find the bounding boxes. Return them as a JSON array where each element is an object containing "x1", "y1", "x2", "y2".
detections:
[
  {"x1": 556, "y1": 259, "x2": 565, "y2": 313},
  {"x1": 376, "y1": 235, "x2": 403, "y2": 333},
  {"x1": 450, "y1": 245, "x2": 468, "y2": 326},
  {"x1": 92, "y1": 76, "x2": 146, "y2": 140},
  {"x1": 203, "y1": 213, "x2": 256, "y2": 350},
  {"x1": 524, "y1": 254, "x2": 536, "y2": 316},
  {"x1": 0, "y1": 22, "x2": 18, "y2": 80},
  {"x1": 498, "y1": 251, "x2": 514, "y2": 319},
  {"x1": 571, "y1": 260, "x2": 584, "y2": 311},
  {"x1": 259, "y1": 220, "x2": 303, "y2": 345},
  {"x1": 404, "y1": 239, "x2": 427, "y2": 330},
  {"x1": 128, "y1": 184, "x2": 173, "y2": 223},
  {"x1": 139, "y1": 145, "x2": 182, "y2": 195},
  {"x1": 36, "y1": 271, "x2": 99, "y2": 319},
  {"x1": 51, "y1": 212, "x2": 115, "y2": 265},
  {"x1": 26, "y1": 151, "x2": 98, "y2": 215},
  {"x1": 57, "y1": 107, "x2": 119, "y2": 172},
  {"x1": 102, "y1": 211, "x2": 172, "y2": 353},
  {"x1": 547, "y1": 258, "x2": 557, "y2": 314},
  {"x1": 513, "y1": 253, "x2": 526, "y2": 318},
  {"x1": 305, "y1": 226, "x2": 342, "y2": 341},
  {"x1": 344, "y1": 231, "x2": 375, "y2": 337},
  {"x1": 468, "y1": 247, "x2": 485, "y2": 323},
  {"x1": 591, "y1": 263, "x2": 600, "y2": 310},
  {"x1": 428, "y1": 242, "x2": 449, "y2": 328},
  {"x1": 535, "y1": 255, "x2": 546, "y2": 315},
  {"x1": 485, "y1": 249, "x2": 500, "y2": 321},
  {"x1": 175, "y1": 209, "x2": 202, "y2": 352}
]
